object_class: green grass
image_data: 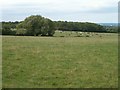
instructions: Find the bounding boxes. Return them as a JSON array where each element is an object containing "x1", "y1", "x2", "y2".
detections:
[
  {"x1": 2, "y1": 32, "x2": 118, "y2": 88},
  {"x1": 0, "y1": 35, "x2": 2, "y2": 89}
]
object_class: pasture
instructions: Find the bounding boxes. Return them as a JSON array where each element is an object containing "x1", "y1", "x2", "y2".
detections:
[{"x1": 2, "y1": 32, "x2": 118, "y2": 88}]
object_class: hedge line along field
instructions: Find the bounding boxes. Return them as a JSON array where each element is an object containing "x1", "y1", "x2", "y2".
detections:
[{"x1": 2, "y1": 32, "x2": 118, "y2": 88}]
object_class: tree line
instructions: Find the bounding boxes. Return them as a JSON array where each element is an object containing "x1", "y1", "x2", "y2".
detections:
[
  {"x1": 0, "y1": 15, "x2": 118, "y2": 36},
  {"x1": 54, "y1": 21, "x2": 106, "y2": 32}
]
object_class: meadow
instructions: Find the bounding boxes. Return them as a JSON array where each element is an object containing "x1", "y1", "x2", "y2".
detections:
[{"x1": 2, "y1": 31, "x2": 118, "y2": 88}]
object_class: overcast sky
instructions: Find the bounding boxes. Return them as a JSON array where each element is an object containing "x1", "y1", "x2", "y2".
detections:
[{"x1": 0, "y1": 0, "x2": 119, "y2": 23}]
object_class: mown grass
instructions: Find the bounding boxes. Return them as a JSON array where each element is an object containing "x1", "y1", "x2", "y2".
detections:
[{"x1": 2, "y1": 32, "x2": 118, "y2": 88}]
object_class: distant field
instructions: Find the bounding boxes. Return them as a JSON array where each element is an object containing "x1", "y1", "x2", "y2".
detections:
[{"x1": 2, "y1": 32, "x2": 118, "y2": 88}]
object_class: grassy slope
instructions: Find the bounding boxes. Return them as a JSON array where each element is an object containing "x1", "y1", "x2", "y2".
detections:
[{"x1": 2, "y1": 33, "x2": 118, "y2": 88}]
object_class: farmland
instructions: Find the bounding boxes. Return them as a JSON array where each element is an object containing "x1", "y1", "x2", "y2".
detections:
[{"x1": 2, "y1": 32, "x2": 118, "y2": 88}]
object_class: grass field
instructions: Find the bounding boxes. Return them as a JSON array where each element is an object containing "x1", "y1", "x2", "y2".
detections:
[
  {"x1": 0, "y1": 35, "x2": 2, "y2": 89},
  {"x1": 2, "y1": 32, "x2": 118, "y2": 88}
]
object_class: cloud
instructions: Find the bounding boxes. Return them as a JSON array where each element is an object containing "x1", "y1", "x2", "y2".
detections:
[{"x1": 0, "y1": 0, "x2": 119, "y2": 22}]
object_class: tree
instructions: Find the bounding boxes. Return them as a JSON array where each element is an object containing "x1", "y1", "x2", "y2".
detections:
[
  {"x1": 2, "y1": 21, "x2": 20, "y2": 35},
  {"x1": 2, "y1": 23, "x2": 12, "y2": 35},
  {"x1": 47, "y1": 19, "x2": 55, "y2": 36},
  {"x1": 17, "y1": 15, "x2": 55, "y2": 36},
  {"x1": 16, "y1": 22, "x2": 27, "y2": 35},
  {"x1": 16, "y1": 29, "x2": 27, "y2": 36},
  {"x1": 54, "y1": 21, "x2": 106, "y2": 33}
]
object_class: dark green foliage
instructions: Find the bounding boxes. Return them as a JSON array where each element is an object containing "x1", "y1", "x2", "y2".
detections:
[
  {"x1": 16, "y1": 22, "x2": 27, "y2": 36},
  {"x1": 16, "y1": 29, "x2": 27, "y2": 36},
  {"x1": 1, "y1": 15, "x2": 118, "y2": 36},
  {"x1": 17, "y1": 15, "x2": 55, "y2": 36},
  {"x1": 2, "y1": 22, "x2": 16, "y2": 35},
  {"x1": 23, "y1": 15, "x2": 43, "y2": 36},
  {"x1": 104, "y1": 26, "x2": 118, "y2": 33},
  {"x1": 54, "y1": 21, "x2": 106, "y2": 33},
  {"x1": 47, "y1": 19, "x2": 55, "y2": 36},
  {"x1": 2, "y1": 24, "x2": 11, "y2": 35}
]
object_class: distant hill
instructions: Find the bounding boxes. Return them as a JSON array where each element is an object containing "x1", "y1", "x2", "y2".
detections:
[{"x1": 98, "y1": 23, "x2": 118, "y2": 26}]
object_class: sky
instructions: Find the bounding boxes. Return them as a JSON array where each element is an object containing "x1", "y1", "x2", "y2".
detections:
[{"x1": 0, "y1": 0, "x2": 119, "y2": 23}]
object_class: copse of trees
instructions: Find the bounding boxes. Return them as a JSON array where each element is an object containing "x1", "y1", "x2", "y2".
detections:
[
  {"x1": 54, "y1": 21, "x2": 106, "y2": 32},
  {"x1": 17, "y1": 15, "x2": 55, "y2": 36},
  {"x1": 1, "y1": 15, "x2": 118, "y2": 36},
  {"x1": 1, "y1": 21, "x2": 19, "y2": 35}
]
